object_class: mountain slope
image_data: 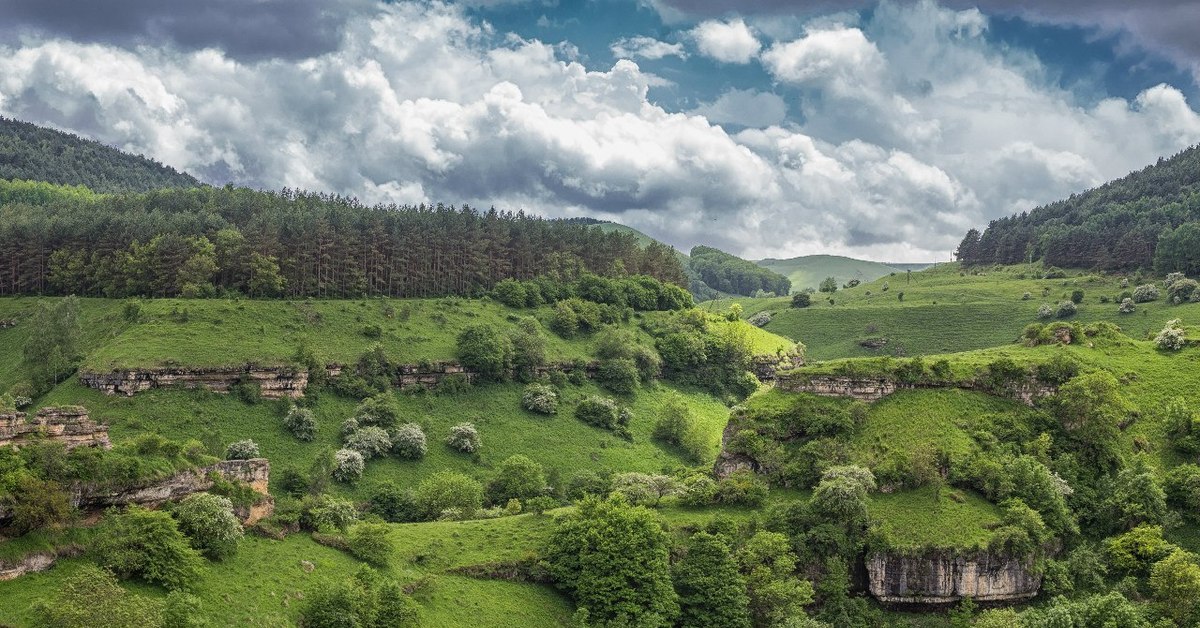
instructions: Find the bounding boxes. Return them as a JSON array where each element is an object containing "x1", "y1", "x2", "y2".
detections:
[
  {"x1": 956, "y1": 144, "x2": 1200, "y2": 271},
  {"x1": 756, "y1": 254, "x2": 908, "y2": 291},
  {"x1": 0, "y1": 117, "x2": 200, "y2": 192}
]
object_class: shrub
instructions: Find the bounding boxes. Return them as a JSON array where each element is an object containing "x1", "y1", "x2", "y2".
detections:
[
  {"x1": 1056, "y1": 301, "x2": 1077, "y2": 318},
  {"x1": 596, "y1": 358, "x2": 640, "y2": 395},
  {"x1": 354, "y1": 394, "x2": 401, "y2": 430},
  {"x1": 521, "y1": 383, "x2": 558, "y2": 414},
  {"x1": 715, "y1": 470, "x2": 769, "y2": 507},
  {"x1": 652, "y1": 397, "x2": 707, "y2": 461},
  {"x1": 302, "y1": 495, "x2": 359, "y2": 532},
  {"x1": 791, "y1": 293, "x2": 811, "y2": 308},
  {"x1": 360, "y1": 323, "x2": 382, "y2": 339},
  {"x1": 1119, "y1": 298, "x2": 1136, "y2": 314},
  {"x1": 1070, "y1": 290, "x2": 1084, "y2": 304},
  {"x1": 389, "y1": 423, "x2": 427, "y2": 459},
  {"x1": 1133, "y1": 283, "x2": 1160, "y2": 303},
  {"x1": 747, "y1": 311, "x2": 772, "y2": 327},
  {"x1": 673, "y1": 532, "x2": 752, "y2": 628},
  {"x1": 5, "y1": 474, "x2": 73, "y2": 534},
  {"x1": 446, "y1": 422, "x2": 481, "y2": 453},
  {"x1": 92, "y1": 506, "x2": 205, "y2": 591},
  {"x1": 173, "y1": 493, "x2": 243, "y2": 560},
  {"x1": 1165, "y1": 464, "x2": 1200, "y2": 517},
  {"x1": 575, "y1": 396, "x2": 621, "y2": 429},
  {"x1": 299, "y1": 568, "x2": 419, "y2": 628},
  {"x1": 348, "y1": 523, "x2": 394, "y2": 566},
  {"x1": 1155, "y1": 319, "x2": 1187, "y2": 351},
  {"x1": 1167, "y1": 278, "x2": 1199, "y2": 304},
  {"x1": 332, "y1": 449, "x2": 365, "y2": 483},
  {"x1": 345, "y1": 426, "x2": 392, "y2": 459},
  {"x1": 225, "y1": 439, "x2": 260, "y2": 460},
  {"x1": 415, "y1": 471, "x2": 483, "y2": 520},
  {"x1": 486, "y1": 454, "x2": 547, "y2": 505},
  {"x1": 455, "y1": 323, "x2": 514, "y2": 381},
  {"x1": 550, "y1": 301, "x2": 581, "y2": 337},
  {"x1": 367, "y1": 483, "x2": 421, "y2": 523},
  {"x1": 30, "y1": 564, "x2": 165, "y2": 628},
  {"x1": 283, "y1": 406, "x2": 317, "y2": 441},
  {"x1": 611, "y1": 472, "x2": 679, "y2": 506},
  {"x1": 1037, "y1": 303, "x2": 1053, "y2": 319},
  {"x1": 525, "y1": 495, "x2": 559, "y2": 514},
  {"x1": 679, "y1": 474, "x2": 718, "y2": 506},
  {"x1": 1021, "y1": 291, "x2": 1031, "y2": 300},
  {"x1": 492, "y1": 278, "x2": 528, "y2": 308},
  {"x1": 230, "y1": 377, "x2": 261, "y2": 404}
]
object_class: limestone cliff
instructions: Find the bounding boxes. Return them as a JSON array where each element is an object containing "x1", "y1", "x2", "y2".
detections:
[
  {"x1": 867, "y1": 549, "x2": 1042, "y2": 604},
  {"x1": 0, "y1": 406, "x2": 111, "y2": 450},
  {"x1": 776, "y1": 374, "x2": 1056, "y2": 407},
  {"x1": 80, "y1": 366, "x2": 308, "y2": 399}
]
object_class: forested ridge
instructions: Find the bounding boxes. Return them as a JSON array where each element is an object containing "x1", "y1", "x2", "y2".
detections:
[
  {"x1": 689, "y1": 246, "x2": 792, "y2": 297},
  {"x1": 0, "y1": 117, "x2": 200, "y2": 193},
  {"x1": 0, "y1": 183, "x2": 686, "y2": 298},
  {"x1": 956, "y1": 144, "x2": 1200, "y2": 273}
]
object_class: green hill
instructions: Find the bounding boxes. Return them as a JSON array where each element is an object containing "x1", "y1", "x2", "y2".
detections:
[
  {"x1": 957, "y1": 143, "x2": 1200, "y2": 272},
  {"x1": 0, "y1": 117, "x2": 200, "y2": 192},
  {"x1": 755, "y1": 254, "x2": 921, "y2": 292}
]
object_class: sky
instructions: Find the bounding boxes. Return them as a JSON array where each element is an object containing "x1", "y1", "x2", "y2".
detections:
[{"x1": 1, "y1": 1, "x2": 1199, "y2": 262}]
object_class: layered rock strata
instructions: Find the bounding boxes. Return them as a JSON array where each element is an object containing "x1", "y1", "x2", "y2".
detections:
[
  {"x1": 867, "y1": 550, "x2": 1042, "y2": 604},
  {"x1": 0, "y1": 406, "x2": 111, "y2": 450}
]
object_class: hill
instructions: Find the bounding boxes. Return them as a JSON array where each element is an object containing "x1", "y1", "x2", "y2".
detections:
[
  {"x1": 755, "y1": 254, "x2": 925, "y2": 292},
  {"x1": 0, "y1": 117, "x2": 200, "y2": 193},
  {"x1": 956, "y1": 143, "x2": 1200, "y2": 272}
]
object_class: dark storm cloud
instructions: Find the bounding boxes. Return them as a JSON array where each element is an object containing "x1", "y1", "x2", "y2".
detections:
[
  {"x1": 656, "y1": 0, "x2": 1200, "y2": 77},
  {"x1": 0, "y1": 0, "x2": 375, "y2": 60}
]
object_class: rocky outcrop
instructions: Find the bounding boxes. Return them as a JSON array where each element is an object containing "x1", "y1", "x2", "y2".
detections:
[
  {"x1": 0, "y1": 318, "x2": 15, "y2": 329},
  {"x1": 713, "y1": 419, "x2": 758, "y2": 479},
  {"x1": 71, "y1": 458, "x2": 273, "y2": 525},
  {"x1": 0, "y1": 546, "x2": 84, "y2": 581},
  {"x1": 80, "y1": 366, "x2": 308, "y2": 399},
  {"x1": 0, "y1": 406, "x2": 111, "y2": 450},
  {"x1": 0, "y1": 458, "x2": 273, "y2": 525},
  {"x1": 776, "y1": 374, "x2": 1056, "y2": 407},
  {"x1": 750, "y1": 354, "x2": 805, "y2": 382},
  {"x1": 867, "y1": 550, "x2": 1042, "y2": 604}
]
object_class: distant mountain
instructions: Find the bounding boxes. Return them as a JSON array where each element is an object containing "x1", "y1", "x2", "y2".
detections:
[
  {"x1": 956, "y1": 144, "x2": 1200, "y2": 272},
  {"x1": 756, "y1": 255, "x2": 911, "y2": 291},
  {"x1": 0, "y1": 117, "x2": 200, "y2": 193}
]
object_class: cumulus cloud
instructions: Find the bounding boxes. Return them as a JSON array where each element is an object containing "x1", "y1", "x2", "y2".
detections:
[
  {"x1": 690, "y1": 88, "x2": 788, "y2": 127},
  {"x1": 690, "y1": 18, "x2": 761, "y2": 64},
  {"x1": 610, "y1": 36, "x2": 686, "y2": 60},
  {"x1": 0, "y1": 0, "x2": 1198, "y2": 263}
]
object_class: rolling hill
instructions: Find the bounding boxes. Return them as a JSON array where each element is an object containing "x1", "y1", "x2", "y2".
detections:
[
  {"x1": 0, "y1": 117, "x2": 200, "y2": 193},
  {"x1": 755, "y1": 254, "x2": 933, "y2": 292}
]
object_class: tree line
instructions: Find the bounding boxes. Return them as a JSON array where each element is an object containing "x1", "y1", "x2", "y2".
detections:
[
  {"x1": 956, "y1": 144, "x2": 1200, "y2": 273},
  {"x1": 0, "y1": 184, "x2": 687, "y2": 299},
  {"x1": 689, "y1": 246, "x2": 791, "y2": 297}
]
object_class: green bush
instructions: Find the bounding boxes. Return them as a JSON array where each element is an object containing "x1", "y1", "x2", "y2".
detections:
[
  {"x1": 173, "y1": 493, "x2": 243, "y2": 560},
  {"x1": 521, "y1": 383, "x2": 559, "y2": 414},
  {"x1": 715, "y1": 470, "x2": 769, "y2": 507},
  {"x1": 283, "y1": 406, "x2": 317, "y2": 441},
  {"x1": 92, "y1": 506, "x2": 205, "y2": 591},
  {"x1": 389, "y1": 423, "x2": 427, "y2": 459},
  {"x1": 597, "y1": 358, "x2": 640, "y2": 395},
  {"x1": 301, "y1": 495, "x2": 359, "y2": 532},
  {"x1": 299, "y1": 567, "x2": 418, "y2": 628},
  {"x1": 1056, "y1": 300, "x2": 1077, "y2": 318},
  {"x1": 491, "y1": 278, "x2": 528, "y2": 308},
  {"x1": 791, "y1": 292, "x2": 811, "y2": 308},
  {"x1": 1133, "y1": 283, "x2": 1160, "y2": 303},
  {"x1": 673, "y1": 532, "x2": 751, "y2": 628},
  {"x1": 30, "y1": 564, "x2": 165, "y2": 628},
  {"x1": 456, "y1": 323, "x2": 514, "y2": 381},
  {"x1": 679, "y1": 474, "x2": 718, "y2": 507},
  {"x1": 354, "y1": 394, "x2": 402, "y2": 430},
  {"x1": 4, "y1": 473, "x2": 73, "y2": 534},
  {"x1": 446, "y1": 422, "x2": 482, "y2": 453},
  {"x1": 332, "y1": 449, "x2": 365, "y2": 483},
  {"x1": 224, "y1": 439, "x2": 259, "y2": 460},
  {"x1": 575, "y1": 395, "x2": 621, "y2": 429},
  {"x1": 348, "y1": 523, "x2": 394, "y2": 566},
  {"x1": 1070, "y1": 289, "x2": 1084, "y2": 304},
  {"x1": 367, "y1": 483, "x2": 422, "y2": 523},
  {"x1": 345, "y1": 426, "x2": 392, "y2": 459},
  {"x1": 486, "y1": 454, "x2": 547, "y2": 505},
  {"x1": 415, "y1": 471, "x2": 483, "y2": 520}
]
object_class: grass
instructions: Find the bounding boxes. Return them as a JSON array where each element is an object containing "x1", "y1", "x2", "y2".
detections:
[
  {"x1": 0, "y1": 298, "x2": 128, "y2": 391},
  {"x1": 38, "y1": 378, "x2": 735, "y2": 501},
  {"x1": 755, "y1": 254, "x2": 909, "y2": 293},
  {"x1": 711, "y1": 263, "x2": 1200, "y2": 360},
  {"x1": 870, "y1": 486, "x2": 1002, "y2": 551},
  {"x1": 850, "y1": 389, "x2": 1020, "y2": 466}
]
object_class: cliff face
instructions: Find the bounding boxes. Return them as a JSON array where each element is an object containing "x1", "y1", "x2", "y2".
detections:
[
  {"x1": 712, "y1": 419, "x2": 758, "y2": 479},
  {"x1": 80, "y1": 366, "x2": 308, "y2": 399},
  {"x1": 776, "y1": 375, "x2": 1056, "y2": 407},
  {"x1": 0, "y1": 458, "x2": 273, "y2": 525},
  {"x1": 867, "y1": 550, "x2": 1042, "y2": 604},
  {"x1": 0, "y1": 406, "x2": 111, "y2": 450}
]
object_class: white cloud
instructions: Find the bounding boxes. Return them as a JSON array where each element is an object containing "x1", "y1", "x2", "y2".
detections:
[
  {"x1": 690, "y1": 88, "x2": 787, "y2": 127},
  {"x1": 690, "y1": 18, "x2": 761, "y2": 64},
  {"x1": 0, "y1": 0, "x2": 1198, "y2": 263},
  {"x1": 610, "y1": 36, "x2": 686, "y2": 60}
]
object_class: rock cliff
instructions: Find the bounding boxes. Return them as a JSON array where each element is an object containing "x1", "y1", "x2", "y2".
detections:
[
  {"x1": 866, "y1": 549, "x2": 1042, "y2": 604},
  {"x1": 80, "y1": 366, "x2": 308, "y2": 399},
  {"x1": 776, "y1": 374, "x2": 1056, "y2": 407},
  {"x1": 0, "y1": 406, "x2": 111, "y2": 450}
]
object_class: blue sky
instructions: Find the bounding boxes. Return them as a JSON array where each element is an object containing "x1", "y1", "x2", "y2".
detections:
[{"x1": 0, "y1": 0, "x2": 1198, "y2": 261}]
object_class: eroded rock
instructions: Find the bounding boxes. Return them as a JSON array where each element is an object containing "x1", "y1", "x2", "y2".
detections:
[
  {"x1": 867, "y1": 549, "x2": 1042, "y2": 604},
  {"x1": 0, "y1": 406, "x2": 111, "y2": 450}
]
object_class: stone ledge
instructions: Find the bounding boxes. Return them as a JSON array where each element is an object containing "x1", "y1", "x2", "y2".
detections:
[{"x1": 0, "y1": 406, "x2": 111, "y2": 450}]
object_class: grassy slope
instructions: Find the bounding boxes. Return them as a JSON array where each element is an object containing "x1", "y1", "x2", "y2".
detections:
[
  {"x1": 719, "y1": 263, "x2": 1200, "y2": 360},
  {"x1": 0, "y1": 297, "x2": 793, "y2": 374},
  {"x1": 755, "y1": 255, "x2": 904, "y2": 293}
]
